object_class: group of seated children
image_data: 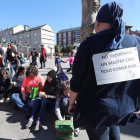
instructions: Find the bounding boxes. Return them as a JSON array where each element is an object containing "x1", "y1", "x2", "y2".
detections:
[{"x1": 0, "y1": 65, "x2": 79, "y2": 136}]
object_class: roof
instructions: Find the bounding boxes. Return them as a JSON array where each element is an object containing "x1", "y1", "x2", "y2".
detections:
[
  {"x1": 125, "y1": 25, "x2": 133, "y2": 28},
  {"x1": 13, "y1": 24, "x2": 47, "y2": 34},
  {"x1": 0, "y1": 25, "x2": 22, "y2": 32},
  {"x1": 57, "y1": 27, "x2": 80, "y2": 33}
]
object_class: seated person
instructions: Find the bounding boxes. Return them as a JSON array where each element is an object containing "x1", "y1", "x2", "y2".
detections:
[
  {"x1": 0, "y1": 69, "x2": 12, "y2": 102},
  {"x1": 12, "y1": 67, "x2": 25, "y2": 93},
  {"x1": 11, "y1": 65, "x2": 44, "y2": 114},
  {"x1": 55, "y1": 80, "x2": 71, "y2": 120},
  {"x1": 26, "y1": 70, "x2": 60, "y2": 132}
]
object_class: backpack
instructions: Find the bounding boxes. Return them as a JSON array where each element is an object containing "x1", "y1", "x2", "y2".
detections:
[
  {"x1": 21, "y1": 58, "x2": 26, "y2": 64},
  {"x1": 57, "y1": 73, "x2": 69, "y2": 82},
  {"x1": 55, "y1": 120, "x2": 74, "y2": 139}
]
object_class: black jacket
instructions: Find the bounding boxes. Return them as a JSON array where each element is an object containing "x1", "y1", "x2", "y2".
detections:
[
  {"x1": 6, "y1": 47, "x2": 17, "y2": 62},
  {"x1": 71, "y1": 31, "x2": 140, "y2": 129},
  {"x1": 0, "y1": 74, "x2": 11, "y2": 90},
  {"x1": 31, "y1": 51, "x2": 38, "y2": 59}
]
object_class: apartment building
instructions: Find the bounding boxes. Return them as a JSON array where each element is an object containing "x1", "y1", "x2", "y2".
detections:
[
  {"x1": 0, "y1": 24, "x2": 54, "y2": 54},
  {"x1": 57, "y1": 27, "x2": 81, "y2": 48},
  {"x1": 57, "y1": 24, "x2": 137, "y2": 49}
]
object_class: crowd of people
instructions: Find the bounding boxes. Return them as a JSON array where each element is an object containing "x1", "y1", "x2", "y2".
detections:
[
  {"x1": 0, "y1": 41, "x2": 79, "y2": 138},
  {"x1": 1, "y1": 1, "x2": 140, "y2": 139}
]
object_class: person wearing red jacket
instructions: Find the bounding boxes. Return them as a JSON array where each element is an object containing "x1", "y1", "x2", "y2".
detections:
[{"x1": 40, "y1": 44, "x2": 46, "y2": 69}]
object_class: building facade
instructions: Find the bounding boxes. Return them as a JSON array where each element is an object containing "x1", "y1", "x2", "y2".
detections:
[
  {"x1": 57, "y1": 27, "x2": 81, "y2": 48},
  {"x1": 57, "y1": 24, "x2": 139, "y2": 49},
  {"x1": 0, "y1": 24, "x2": 54, "y2": 55}
]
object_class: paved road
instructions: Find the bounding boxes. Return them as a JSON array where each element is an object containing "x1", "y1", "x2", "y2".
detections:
[{"x1": 0, "y1": 58, "x2": 140, "y2": 140}]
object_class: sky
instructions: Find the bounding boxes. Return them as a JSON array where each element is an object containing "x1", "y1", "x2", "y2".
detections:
[{"x1": 0, "y1": 0, "x2": 140, "y2": 44}]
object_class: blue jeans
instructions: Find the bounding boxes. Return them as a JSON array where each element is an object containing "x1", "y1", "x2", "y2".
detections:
[
  {"x1": 30, "y1": 97, "x2": 55, "y2": 122},
  {"x1": 85, "y1": 126, "x2": 120, "y2": 140},
  {"x1": 11, "y1": 93, "x2": 35, "y2": 111},
  {"x1": 32, "y1": 58, "x2": 37, "y2": 66},
  {"x1": 10, "y1": 62, "x2": 16, "y2": 77}
]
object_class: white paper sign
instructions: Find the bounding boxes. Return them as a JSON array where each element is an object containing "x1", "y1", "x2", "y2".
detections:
[{"x1": 92, "y1": 47, "x2": 140, "y2": 85}]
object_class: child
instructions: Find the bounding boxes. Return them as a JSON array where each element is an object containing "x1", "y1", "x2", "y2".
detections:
[
  {"x1": 65, "y1": 52, "x2": 74, "y2": 73},
  {"x1": 55, "y1": 80, "x2": 71, "y2": 120},
  {"x1": 56, "y1": 53, "x2": 65, "y2": 73},
  {"x1": 26, "y1": 70, "x2": 60, "y2": 132},
  {"x1": 55, "y1": 80, "x2": 80, "y2": 137}
]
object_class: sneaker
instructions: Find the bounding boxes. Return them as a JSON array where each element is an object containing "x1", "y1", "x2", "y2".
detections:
[
  {"x1": 3, "y1": 98, "x2": 11, "y2": 103},
  {"x1": 26, "y1": 119, "x2": 35, "y2": 129},
  {"x1": 0, "y1": 97, "x2": 5, "y2": 103},
  {"x1": 35, "y1": 121, "x2": 41, "y2": 132},
  {"x1": 39, "y1": 67, "x2": 43, "y2": 69},
  {"x1": 74, "y1": 128, "x2": 80, "y2": 137}
]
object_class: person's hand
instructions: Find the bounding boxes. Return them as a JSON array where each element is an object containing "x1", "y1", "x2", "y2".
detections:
[
  {"x1": 22, "y1": 93, "x2": 26, "y2": 102},
  {"x1": 133, "y1": 108, "x2": 140, "y2": 114},
  {"x1": 38, "y1": 82, "x2": 42, "y2": 87},
  {"x1": 68, "y1": 104, "x2": 75, "y2": 114},
  {"x1": 42, "y1": 95, "x2": 47, "y2": 99}
]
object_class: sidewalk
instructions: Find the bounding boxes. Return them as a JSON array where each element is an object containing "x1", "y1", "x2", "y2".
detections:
[{"x1": 0, "y1": 58, "x2": 140, "y2": 140}]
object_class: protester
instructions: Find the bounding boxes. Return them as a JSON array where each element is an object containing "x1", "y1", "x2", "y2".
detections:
[
  {"x1": 26, "y1": 70, "x2": 60, "y2": 132},
  {"x1": 6, "y1": 43, "x2": 17, "y2": 77},
  {"x1": 40, "y1": 45, "x2": 46, "y2": 69},
  {"x1": 65, "y1": 52, "x2": 74, "y2": 73},
  {"x1": 11, "y1": 65, "x2": 44, "y2": 115},
  {"x1": 12, "y1": 67, "x2": 25, "y2": 93},
  {"x1": 0, "y1": 69, "x2": 12, "y2": 102},
  {"x1": 17, "y1": 51, "x2": 23, "y2": 66},
  {"x1": 68, "y1": 2, "x2": 140, "y2": 140},
  {"x1": 31, "y1": 48, "x2": 38, "y2": 66},
  {"x1": 56, "y1": 53, "x2": 65, "y2": 73}
]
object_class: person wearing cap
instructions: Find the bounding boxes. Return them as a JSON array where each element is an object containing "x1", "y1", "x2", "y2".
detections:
[
  {"x1": 30, "y1": 48, "x2": 38, "y2": 66},
  {"x1": 26, "y1": 70, "x2": 60, "y2": 132},
  {"x1": 68, "y1": 1, "x2": 140, "y2": 140}
]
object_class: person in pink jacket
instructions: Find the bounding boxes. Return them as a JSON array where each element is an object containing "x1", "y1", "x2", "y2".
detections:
[
  {"x1": 11, "y1": 65, "x2": 44, "y2": 116},
  {"x1": 65, "y1": 52, "x2": 74, "y2": 72}
]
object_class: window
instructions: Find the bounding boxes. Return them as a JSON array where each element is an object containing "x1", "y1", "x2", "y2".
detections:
[
  {"x1": 34, "y1": 33, "x2": 37, "y2": 36},
  {"x1": 10, "y1": 31, "x2": 12, "y2": 34},
  {"x1": 63, "y1": 32, "x2": 66, "y2": 38},
  {"x1": 34, "y1": 41, "x2": 37, "y2": 45},
  {"x1": 59, "y1": 33, "x2": 61, "y2": 38},
  {"x1": 19, "y1": 36, "x2": 22, "y2": 39},
  {"x1": 73, "y1": 30, "x2": 80, "y2": 36},
  {"x1": 6, "y1": 32, "x2": 8, "y2": 35},
  {"x1": 59, "y1": 38, "x2": 61, "y2": 45},
  {"x1": 27, "y1": 42, "x2": 30, "y2": 46},
  {"x1": 68, "y1": 32, "x2": 71, "y2": 37},
  {"x1": 68, "y1": 38, "x2": 71, "y2": 44},
  {"x1": 10, "y1": 38, "x2": 13, "y2": 42},
  {"x1": 63, "y1": 39, "x2": 66, "y2": 44},
  {"x1": 63, "y1": 44, "x2": 66, "y2": 49},
  {"x1": 23, "y1": 35, "x2": 25, "y2": 38},
  {"x1": 27, "y1": 34, "x2": 29, "y2": 38}
]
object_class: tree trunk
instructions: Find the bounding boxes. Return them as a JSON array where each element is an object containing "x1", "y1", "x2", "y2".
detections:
[{"x1": 81, "y1": 0, "x2": 100, "y2": 42}]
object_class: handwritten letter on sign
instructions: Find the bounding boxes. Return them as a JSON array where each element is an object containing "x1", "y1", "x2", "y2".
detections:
[{"x1": 92, "y1": 47, "x2": 140, "y2": 85}]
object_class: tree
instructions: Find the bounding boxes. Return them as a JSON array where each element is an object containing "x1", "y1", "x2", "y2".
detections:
[
  {"x1": 81, "y1": 0, "x2": 100, "y2": 42},
  {"x1": 67, "y1": 44, "x2": 73, "y2": 52},
  {"x1": 55, "y1": 45, "x2": 63, "y2": 53}
]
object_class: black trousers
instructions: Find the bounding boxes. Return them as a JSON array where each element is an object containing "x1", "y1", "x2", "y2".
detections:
[
  {"x1": 40, "y1": 56, "x2": 45, "y2": 68},
  {"x1": 67, "y1": 64, "x2": 73, "y2": 72}
]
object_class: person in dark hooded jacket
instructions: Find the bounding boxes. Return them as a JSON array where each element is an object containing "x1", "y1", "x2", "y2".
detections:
[{"x1": 68, "y1": 2, "x2": 140, "y2": 140}]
